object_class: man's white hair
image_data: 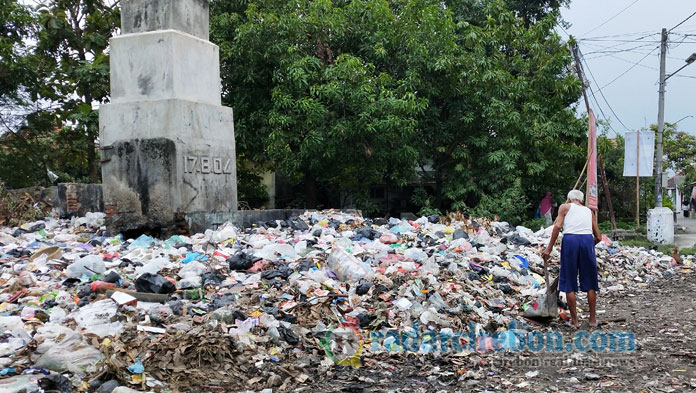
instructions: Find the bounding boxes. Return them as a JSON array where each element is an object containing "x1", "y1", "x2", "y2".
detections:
[{"x1": 567, "y1": 189, "x2": 584, "y2": 203}]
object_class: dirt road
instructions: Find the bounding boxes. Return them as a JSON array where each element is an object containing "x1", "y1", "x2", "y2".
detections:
[{"x1": 306, "y1": 270, "x2": 696, "y2": 392}]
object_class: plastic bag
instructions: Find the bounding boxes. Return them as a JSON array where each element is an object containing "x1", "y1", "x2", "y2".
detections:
[
  {"x1": 66, "y1": 255, "x2": 105, "y2": 278},
  {"x1": 74, "y1": 212, "x2": 106, "y2": 228},
  {"x1": 68, "y1": 299, "x2": 123, "y2": 337},
  {"x1": 379, "y1": 233, "x2": 399, "y2": 244},
  {"x1": 134, "y1": 257, "x2": 169, "y2": 276},
  {"x1": 178, "y1": 261, "x2": 207, "y2": 289},
  {"x1": 404, "y1": 248, "x2": 428, "y2": 262},
  {"x1": 33, "y1": 324, "x2": 103, "y2": 374},
  {"x1": 0, "y1": 316, "x2": 25, "y2": 332},
  {"x1": 523, "y1": 293, "x2": 558, "y2": 318},
  {"x1": 327, "y1": 246, "x2": 371, "y2": 282},
  {"x1": 135, "y1": 273, "x2": 176, "y2": 294},
  {"x1": 255, "y1": 244, "x2": 297, "y2": 261},
  {"x1": 210, "y1": 224, "x2": 237, "y2": 243},
  {"x1": 127, "y1": 234, "x2": 155, "y2": 250}
]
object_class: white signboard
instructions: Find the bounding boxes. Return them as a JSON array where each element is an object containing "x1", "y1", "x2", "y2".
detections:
[{"x1": 623, "y1": 131, "x2": 655, "y2": 177}]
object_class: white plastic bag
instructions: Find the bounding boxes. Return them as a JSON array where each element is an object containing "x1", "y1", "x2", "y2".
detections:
[
  {"x1": 177, "y1": 261, "x2": 208, "y2": 289},
  {"x1": 256, "y1": 244, "x2": 297, "y2": 261},
  {"x1": 404, "y1": 248, "x2": 428, "y2": 262},
  {"x1": 134, "y1": 257, "x2": 169, "y2": 276},
  {"x1": 66, "y1": 255, "x2": 106, "y2": 278},
  {"x1": 68, "y1": 299, "x2": 122, "y2": 337},
  {"x1": 327, "y1": 246, "x2": 371, "y2": 282},
  {"x1": 33, "y1": 324, "x2": 103, "y2": 374}
]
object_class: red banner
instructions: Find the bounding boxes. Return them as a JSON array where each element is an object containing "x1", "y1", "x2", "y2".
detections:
[{"x1": 587, "y1": 109, "x2": 598, "y2": 210}]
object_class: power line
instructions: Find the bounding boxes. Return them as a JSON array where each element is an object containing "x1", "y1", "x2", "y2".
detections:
[
  {"x1": 599, "y1": 45, "x2": 660, "y2": 89},
  {"x1": 582, "y1": 30, "x2": 660, "y2": 41},
  {"x1": 579, "y1": 49, "x2": 632, "y2": 131},
  {"x1": 581, "y1": 38, "x2": 662, "y2": 43},
  {"x1": 587, "y1": 86, "x2": 618, "y2": 135},
  {"x1": 669, "y1": 10, "x2": 696, "y2": 32},
  {"x1": 583, "y1": 51, "x2": 696, "y2": 79},
  {"x1": 581, "y1": 0, "x2": 642, "y2": 37},
  {"x1": 582, "y1": 41, "x2": 686, "y2": 61},
  {"x1": 583, "y1": 43, "x2": 660, "y2": 56}
]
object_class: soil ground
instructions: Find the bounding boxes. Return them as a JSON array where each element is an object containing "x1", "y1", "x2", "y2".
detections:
[{"x1": 299, "y1": 270, "x2": 696, "y2": 393}]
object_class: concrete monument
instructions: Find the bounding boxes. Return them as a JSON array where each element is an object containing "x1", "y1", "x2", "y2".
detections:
[{"x1": 100, "y1": 0, "x2": 237, "y2": 233}]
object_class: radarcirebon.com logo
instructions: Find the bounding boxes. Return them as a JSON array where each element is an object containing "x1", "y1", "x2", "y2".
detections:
[{"x1": 320, "y1": 319, "x2": 363, "y2": 368}]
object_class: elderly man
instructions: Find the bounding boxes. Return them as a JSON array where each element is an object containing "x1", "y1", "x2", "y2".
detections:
[{"x1": 542, "y1": 190, "x2": 601, "y2": 328}]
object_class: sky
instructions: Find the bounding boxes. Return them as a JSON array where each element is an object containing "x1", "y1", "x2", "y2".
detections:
[{"x1": 561, "y1": 0, "x2": 696, "y2": 137}]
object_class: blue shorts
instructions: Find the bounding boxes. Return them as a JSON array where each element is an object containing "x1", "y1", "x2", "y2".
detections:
[{"x1": 558, "y1": 234, "x2": 599, "y2": 293}]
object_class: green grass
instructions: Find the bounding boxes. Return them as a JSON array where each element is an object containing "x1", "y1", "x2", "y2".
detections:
[
  {"x1": 598, "y1": 220, "x2": 646, "y2": 234},
  {"x1": 679, "y1": 245, "x2": 696, "y2": 256}
]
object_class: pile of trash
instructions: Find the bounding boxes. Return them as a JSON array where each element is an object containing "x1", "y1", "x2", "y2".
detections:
[
  {"x1": 0, "y1": 186, "x2": 53, "y2": 228},
  {"x1": 0, "y1": 210, "x2": 690, "y2": 392}
]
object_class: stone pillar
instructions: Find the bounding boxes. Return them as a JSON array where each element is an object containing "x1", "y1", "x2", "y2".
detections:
[
  {"x1": 647, "y1": 207, "x2": 674, "y2": 245},
  {"x1": 100, "y1": 0, "x2": 237, "y2": 234}
]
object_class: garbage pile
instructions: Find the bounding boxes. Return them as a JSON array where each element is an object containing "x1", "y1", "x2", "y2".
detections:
[{"x1": 0, "y1": 210, "x2": 690, "y2": 392}]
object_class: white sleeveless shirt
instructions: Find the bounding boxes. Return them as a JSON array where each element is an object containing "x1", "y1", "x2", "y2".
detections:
[{"x1": 563, "y1": 203, "x2": 593, "y2": 235}]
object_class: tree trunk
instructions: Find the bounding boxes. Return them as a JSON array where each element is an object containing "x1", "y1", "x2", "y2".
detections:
[
  {"x1": 87, "y1": 136, "x2": 98, "y2": 183},
  {"x1": 435, "y1": 176, "x2": 444, "y2": 211}
]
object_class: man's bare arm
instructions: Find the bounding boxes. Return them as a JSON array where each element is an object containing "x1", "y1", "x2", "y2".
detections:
[
  {"x1": 592, "y1": 211, "x2": 601, "y2": 245},
  {"x1": 542, "y1": 204, "x2": 569, "y2": 262}
]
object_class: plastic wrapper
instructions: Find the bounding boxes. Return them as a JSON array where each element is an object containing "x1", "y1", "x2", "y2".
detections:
[
  {"x1": 327, "y1": 246, "x2": 372, "y2": 282},
  {"x1": 33, "y1": 324, "x2": 104, "y2": 374}
]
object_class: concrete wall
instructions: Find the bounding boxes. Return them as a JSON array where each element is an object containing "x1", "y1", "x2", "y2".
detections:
[
  {"x1": 121, "y1": 0, "x2": 210, "y2": 40},
  {"x1": 110, "y1": 31, "x2": 221, "y2": 106},
  {"x1": 56, "y1": 183, "x2": 104, "y2": 218}
]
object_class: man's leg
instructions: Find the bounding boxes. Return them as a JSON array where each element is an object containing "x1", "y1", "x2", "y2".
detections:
[
  {"x1": 566, "y1": 291, "x2": 579, "y2": 328},
  {"x1": 587, "y1": 290, "x2": 597, "y2": 327},
  {"x1": 578, "y1": 234, "x2": 599, "y2": 327}
]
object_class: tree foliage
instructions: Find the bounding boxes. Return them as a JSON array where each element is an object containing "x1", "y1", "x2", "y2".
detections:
[
  {"x1": 596, "y1": 121, "x2": 696, "y2": 221},
  {"x1": 212, "y1": 0, "x2": 586, "y2": 214},
  {"x1": 0, "y1": 0, "x2": 35, "y2": 101},
  {"x1": 5, "y1": 0, "x2": 591, "y2": 220},
  {"x1": 414, "y1": 1, "x2": 586, "y2": 212},
  {"x1": 0, "y1": 0, "x2": 119, "y2": 188}
]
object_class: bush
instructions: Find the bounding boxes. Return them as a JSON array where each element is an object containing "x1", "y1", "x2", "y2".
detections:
[
  {"x1": 679, "y1": 245, "x2": 696, "y2": 256},
  {"x1": 662, "y1": 197, "x2": 675, "y2": 211},
  {"x1": 473, "y1": 179, "x2": 530, "y2": 225},
  {"x1": 521, "y1": 218, "x2": 548, "y2": 231}
]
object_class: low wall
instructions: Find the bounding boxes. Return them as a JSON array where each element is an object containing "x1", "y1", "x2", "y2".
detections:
[
  {"x1": 4, "y1": 183, "x2": 357, "y2": 234},
  {"x1": 57, "y1": 183, "x2": 104, "y2": 218},
  {"x1": 5, "y1": 186, "x2": 59, "y2": 207}
]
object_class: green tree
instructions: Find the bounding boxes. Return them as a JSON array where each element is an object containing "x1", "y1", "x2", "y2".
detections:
[
  {"x1": 212, "y1": 0, "x2": 586, "y2": 214},
  {"x1": 212, "y1": 0, "x2": 441, "y2": 212},
  {"x1": 32, "y1": 0, "x2": 120, "y2": 183},
  {"x1": 446, "y1": 0, "x2": 571, "y2": 26},
  {"x1": 664, "y1": 122, "x2": 696, "y2": 176},
  {"x1": 415, "y1": 1, "x2": 586, "y2": 212},
  {"x1": 0, "y1": 0, "x2": 35, "y2": 102}
]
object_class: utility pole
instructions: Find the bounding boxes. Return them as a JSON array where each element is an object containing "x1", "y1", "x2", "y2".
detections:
[
  {"x1": 572, "y1": 44, "x2": 592, "y2": 115},
  {"x1": 655, "y1": 28, "x2": 668, "y2": 208}
]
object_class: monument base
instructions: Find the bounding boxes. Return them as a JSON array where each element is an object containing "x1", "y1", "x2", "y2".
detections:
[
  {"x1": 647, "y1": 207, "x2": 674, "y2": 245},
  {"x1": 101, "y1": 137, "x2": 237, "y2": 235}
]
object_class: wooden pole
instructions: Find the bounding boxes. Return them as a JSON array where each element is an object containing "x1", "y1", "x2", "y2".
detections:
[
  {"x1": 572, "y1": 44, "x2": 592, "y2": 115},
  {"x1": 571, "y1": 43, "x2": 594, "y2": 196},
  {"x1": 636, "y1": 130, "x2": 640, "y2": 228},
  {"x1": 598, "y1": 154, "x2": 617, "y2": 234}
]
